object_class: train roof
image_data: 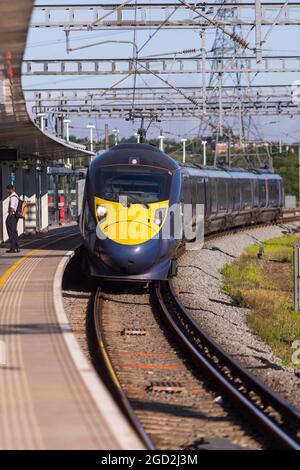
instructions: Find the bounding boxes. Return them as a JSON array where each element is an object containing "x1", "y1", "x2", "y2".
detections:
[
  {"x1": 179, "y1": 162, "x2": 282, "y2": 180},
  {"x1": 91, "y1": 143, "x2": 180, "y2": 172}
]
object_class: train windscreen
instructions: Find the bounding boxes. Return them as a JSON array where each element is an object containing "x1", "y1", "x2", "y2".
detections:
[{"x1": 96, "y1": 165, "x2": 172, "y2": 204}]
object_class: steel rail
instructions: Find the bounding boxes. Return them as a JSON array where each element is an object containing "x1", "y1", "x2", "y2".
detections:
[
  {"x1": 153, "y1": 279, "x2": 300, "y2": 450},
  {"x1": 92, "y1": 289, "x2": 155, "y2": 450}
]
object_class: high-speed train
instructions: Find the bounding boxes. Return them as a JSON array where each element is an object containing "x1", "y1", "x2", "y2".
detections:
[{"x1": 80, "y1": 143, "x2": 284, "y2": 281}]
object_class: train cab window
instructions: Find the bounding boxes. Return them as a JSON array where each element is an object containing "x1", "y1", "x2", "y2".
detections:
[
  {"x1": 259, "y1": 180, "x2": 266, "y2": 207},
  {"x1": 96, "y1": 165, "x2": 172, "y2": 204},
  {"x1": 217, "y1": 179, "x2": 227, "y2": 212},
  {"x1": 241, "y1": 180, "x2": 252, "y2": 209}
]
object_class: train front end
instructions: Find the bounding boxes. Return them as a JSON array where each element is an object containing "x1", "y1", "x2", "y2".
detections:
[{"x1": 81, "y1": 144, "x2": 181, "y2": 281}]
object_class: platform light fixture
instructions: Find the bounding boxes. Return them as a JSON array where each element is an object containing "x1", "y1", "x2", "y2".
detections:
[
  {"x1": 112, "y1": 128, "x2": 119, "y2": 146},
  {"x1": 158, "y1": 135, "x2": 165, "y2": 152},
  {"x1": 181, "y1": 138, "x2": 187, "y2": 163},
  {"x1": 63, "y1": 119, "x2": 71, "y2": 142},
  {"x1": 87, "y1": 124, "x2": 96, "y2": 153}
]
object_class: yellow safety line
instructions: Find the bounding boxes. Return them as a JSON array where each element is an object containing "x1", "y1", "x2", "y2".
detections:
[{"x1": 0, "y1": 249, "x2": 38, "y2": 289}]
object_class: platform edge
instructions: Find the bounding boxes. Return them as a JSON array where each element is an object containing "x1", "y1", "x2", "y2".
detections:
[{"x1": 53, "y1": 249, "x2": 145, "y2": 450}]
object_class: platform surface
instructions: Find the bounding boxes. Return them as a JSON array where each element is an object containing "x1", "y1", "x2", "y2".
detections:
[{"x1": 0, "y1": 226, "x2": 144, "y2": 450}]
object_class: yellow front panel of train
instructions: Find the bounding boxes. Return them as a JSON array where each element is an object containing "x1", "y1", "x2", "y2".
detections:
[{"x1": 94, "y1": 197, "x2": 169, "y2": 245}]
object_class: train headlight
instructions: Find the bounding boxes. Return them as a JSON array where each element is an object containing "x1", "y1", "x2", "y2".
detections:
[
  {"x1": 96, "y1": 205, "x2": 107, "y2": 220},
  {"x1": 154, "y1": 208, "x2": 166, "y2": 226}
]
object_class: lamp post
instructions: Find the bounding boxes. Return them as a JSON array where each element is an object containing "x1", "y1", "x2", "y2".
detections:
[
  {"x1": 113, "y1": 128, "x2": 119, "y2": 146},
  {"x1": 87, "y1": 124, "x2": 96, "y2": 153},
  {"x1": 158, "y1": 135, "x2": 165, "y2": 152},
  {"x1": 181, "y1": 138, "x2": 187, "y2": 163},
  {"x1": 64, "y1": 119, "x2": 71, "y2": 167},
  {"x1": 202, "y1": 140, "x2": 207, "y2": 166},
  {"x1": 134, "y1": 132, "x2": 140, "y2": 144},
  {"x1": 63, "y1": 119, "x2": 71, "y2": 142}
]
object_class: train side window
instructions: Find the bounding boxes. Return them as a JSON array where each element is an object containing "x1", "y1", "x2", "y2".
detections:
[
  {"x1": 191, "y1": 177, "x2": 197, "y2": 204},
  {"x1": 241, "y1": 180, "x2": 252, "y2": 209},
  {"x1": 191, "y1": 177, "x2": 197, "y2": 220},
  {"x1": 182, "y1": 175, "x2": 191, "y2": 204},
  {"x1": 259, "y1": 180, "x2": 266, "y2": 207},
  {"x1": 218, "y1": 179, "x2": 227, "y2": 212},
  {"x1": 227, "y1": 179, "x2": 234, "y2": 211},
  {"x1": 233, "y1": 179, "x2": 241, "y2": 211},
  {"x1": 210, "y1": 178, "x2": 217, "y2": 213},
  {"x1": 277, "y1": 180, "x2": 283, "y2": 207},
  {"x1": 253, "y1": 179, "x2": 259, "y2": 208},
  {"x1": 207, "y1": 178, "x2": 217, "y2": 214},
  {"x1": 205, "y1": 178, "x2": 211, "y2": 214},
  {"x1": 197, "y1": 179, "x2": 205, "y2": 205}
]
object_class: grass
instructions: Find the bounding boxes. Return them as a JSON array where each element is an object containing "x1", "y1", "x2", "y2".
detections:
[{"x1": 221, "y1": 233, "x2": 300, "y2": 367}]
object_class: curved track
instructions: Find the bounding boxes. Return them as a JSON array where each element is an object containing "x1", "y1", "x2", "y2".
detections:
[
  {"x1": 90, "y1": 217, "x2": 300, "y2": 450},
  {"x1": 93, "y1": 286, "x2": 268, "y2": 449},
  {"x1": 154, "y1": 280, "x2": 300, "y2": 450}
]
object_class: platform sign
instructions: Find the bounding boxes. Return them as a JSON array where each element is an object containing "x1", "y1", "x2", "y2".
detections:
[{"x1": 293, "y1": 244, "x2": 300, "y2": 311}]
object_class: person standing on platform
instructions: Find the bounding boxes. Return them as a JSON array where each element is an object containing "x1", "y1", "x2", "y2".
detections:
[{"x1": 6, "y1": 184, "x2": 20, "y2": 253}]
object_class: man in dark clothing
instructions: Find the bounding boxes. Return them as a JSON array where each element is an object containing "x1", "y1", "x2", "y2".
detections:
[{"x1": 6, "y1": 184, "x2": 20, "y2": 253}]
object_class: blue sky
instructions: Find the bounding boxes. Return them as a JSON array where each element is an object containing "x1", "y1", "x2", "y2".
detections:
[{"x1": 22, "y1": 1, "x2": 300, "y2": 144}]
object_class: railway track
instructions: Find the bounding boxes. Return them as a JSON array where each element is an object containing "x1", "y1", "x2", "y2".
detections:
[
  {"x1": 154, "y1": 280, "x2": 300, "y2": 450},
  {"x1": 87, "y1": 216, "x2": 300, "y2": 450},
  {"x1": 92, "y1": 280, "x2": 300, "y2": 450},
  {"x1": 93, "y1": 286, "x2": 259, "y2": 449}
]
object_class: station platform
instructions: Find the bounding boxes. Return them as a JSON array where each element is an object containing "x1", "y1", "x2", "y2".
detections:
[{"x1": 0, "y1": 225, "x2": 144, "y2": 450}]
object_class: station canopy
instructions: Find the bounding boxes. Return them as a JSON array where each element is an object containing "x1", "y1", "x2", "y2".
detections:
[{"x1": 0, "y1": 0, "x2": 92, "y2": 162}]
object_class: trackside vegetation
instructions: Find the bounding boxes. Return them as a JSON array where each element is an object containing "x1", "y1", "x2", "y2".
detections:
[{"x1": 221, "y1": 233, "x2": 300, "y2": 367}]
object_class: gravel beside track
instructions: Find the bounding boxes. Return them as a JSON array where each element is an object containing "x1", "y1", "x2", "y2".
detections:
[{"x1": 173, "y1": 222, "x2": 300, "y2": 410}]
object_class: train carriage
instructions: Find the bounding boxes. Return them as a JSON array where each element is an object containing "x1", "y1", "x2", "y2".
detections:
[{"x1": 80, "y1": 143, "x2": 284, "y2": 281}]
